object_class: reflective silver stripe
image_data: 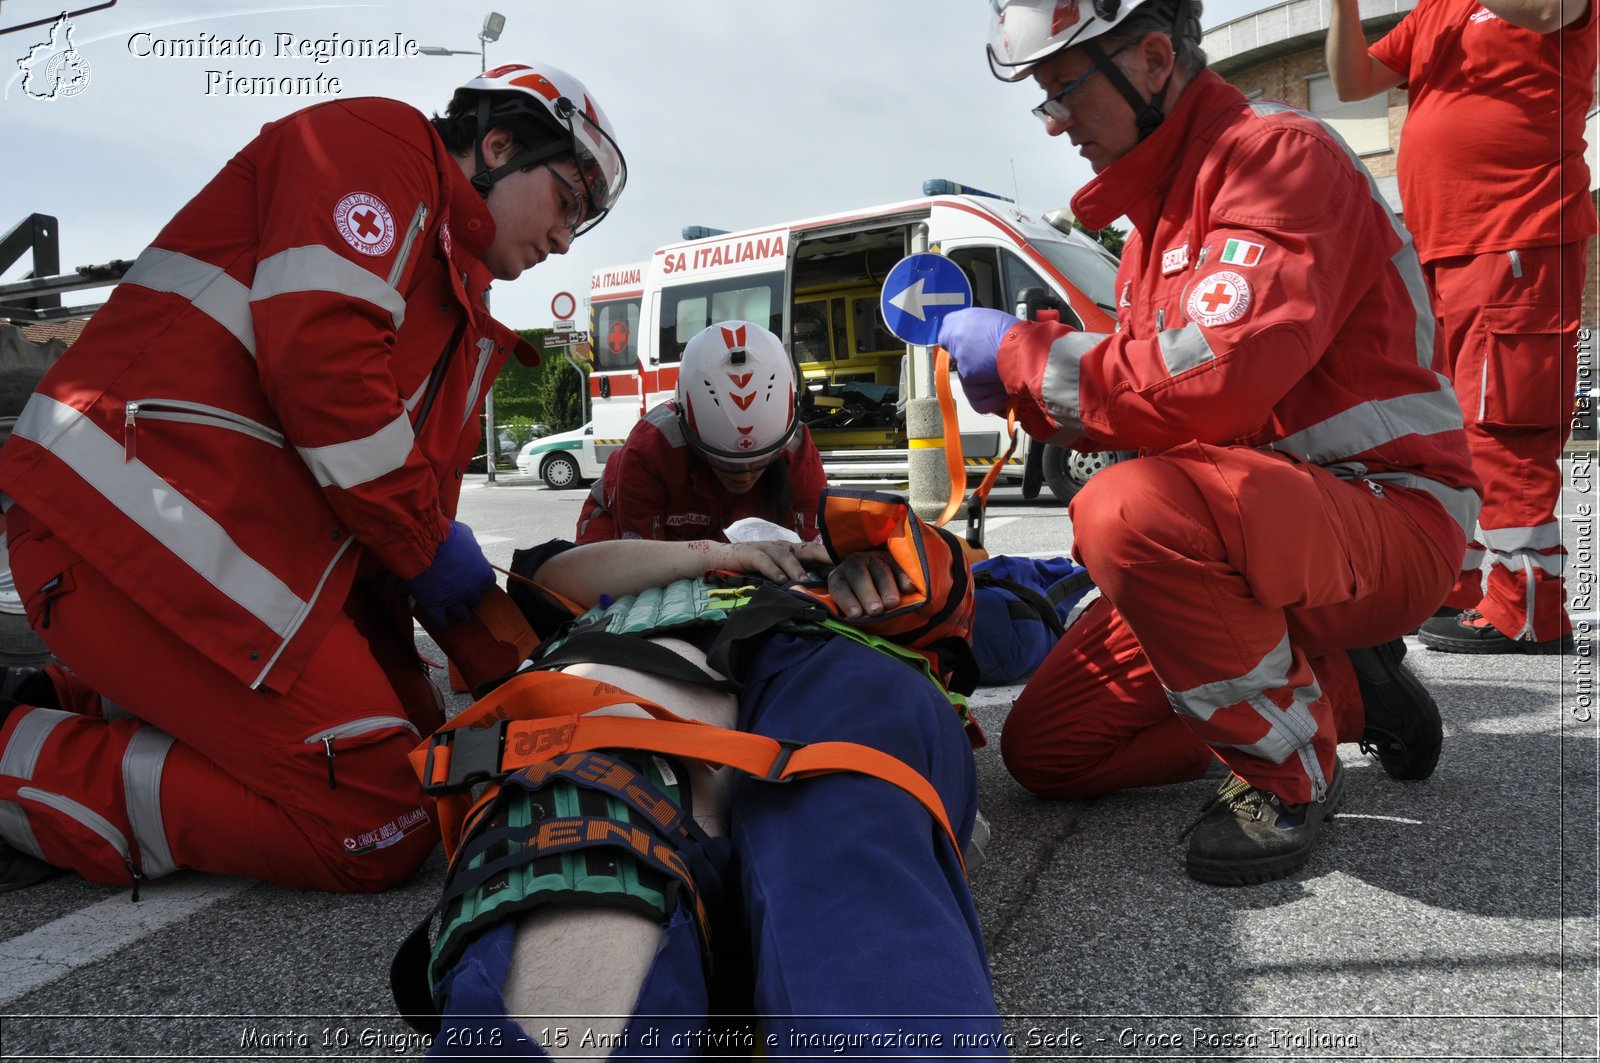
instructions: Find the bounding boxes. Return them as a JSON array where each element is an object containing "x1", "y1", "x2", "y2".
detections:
[
  {"x1": 1367, "y1": 471, "x2": 1481, "y2": 539},
  {"x1": 122, "y1": 247, "x2": 256, "y2": 357},
  {"x1": 647, "y1": 401, "x2": 686, "y2": 447},
  {"x1": 1461, "y1": 543, "x2": 1487, "y2": 568},
  {"x1": 1482, "y1": 523, "x2": 1563, "y2": 553},
  {"x1": 1271, "y1": 384, "x2": 1465, "y2": 464},
  {"x1": 122, "y1": 727, "x2": 177, "y2": 877},
  {"x1": 252, "y1": 245, "x2": 407, "y2": 329},
  {"x1": 1235, "y1": 686, "x2": 1324, "y2": 766},
  {"x1": 1249, "y1": 101, "x2": 1434, "y2": 369},
  {"x1": 1040, "y1": 331, "x2": 1097, "y2": 440},
  {"x1": 1491, "y1": 548, "x2": 1564, "y2": 577},
  {"x1": 18, "y1": 786, "x2": 130, "y2": 863},
  {"x1": 295, "y1": 412, "x2": 416, "y2": 490},
  {"x1": 0, "y1": 707, "x2": 72, "y2": 860},
  {"x1": 15, "y1": 395, "x2": 307, "y2": 636},
  {"x1": 461, "y1": 337, "x2": 495, "y2": 426},
  {"x1": 1165, "y1": 633, "x2": 1293, "y2": 721},
  {"x1": 1155, "y1": 323, "x2": 1216, "y2": 376},
  {"x1": 0, "y1": 705, "x2": 68, "y2": 779}
]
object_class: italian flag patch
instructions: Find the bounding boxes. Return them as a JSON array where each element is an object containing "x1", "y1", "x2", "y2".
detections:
[{"x1": 1219, "y1": 239, "x2": 1264, "y2": 266}]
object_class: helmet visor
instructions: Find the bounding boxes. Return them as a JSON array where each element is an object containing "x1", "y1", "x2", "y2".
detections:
[
  {"x1": 986, "y1": 0, "x2": 1104, "y2": 82},
  {"x1": 559, "y1": 97, "x2": 627, "y2": 237}
]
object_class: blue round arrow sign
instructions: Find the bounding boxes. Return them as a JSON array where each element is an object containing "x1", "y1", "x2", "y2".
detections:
[{"x1": 879, "y1": 253, "x2": 973, "y2": 347}]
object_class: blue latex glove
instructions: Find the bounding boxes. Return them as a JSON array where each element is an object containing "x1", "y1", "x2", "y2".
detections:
[
  {"x1": 405, "y1": 520, "x2": 496, "y2": 628},
  {"x1": 936, "y1": 307, "x2": 1016, "y2": 415}
]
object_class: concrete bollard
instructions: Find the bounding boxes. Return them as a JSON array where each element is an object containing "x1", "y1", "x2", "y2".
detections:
[{"x1": 906, "y1": 395, "x2": 954, "y2": 523}]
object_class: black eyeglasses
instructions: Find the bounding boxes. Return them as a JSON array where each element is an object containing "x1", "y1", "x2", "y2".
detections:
[
  {"x1": 544, "y1": 165, "x2": 589, "y2": 233},
  {"x1": 1031, "y1": 46, "x2": 1129, "y2": 125}
]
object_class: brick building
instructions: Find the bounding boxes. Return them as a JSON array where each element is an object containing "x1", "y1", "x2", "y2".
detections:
[{"x1": 1201, "y1": 0, "x2": 1599, "y2": 334}]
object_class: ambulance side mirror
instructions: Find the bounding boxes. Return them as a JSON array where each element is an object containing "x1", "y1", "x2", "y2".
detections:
[{"x1": 1016, "y1": 286, "x2": 1071, "y2": 324}]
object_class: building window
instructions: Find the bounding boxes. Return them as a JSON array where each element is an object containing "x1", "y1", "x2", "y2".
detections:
[{"x1": 1306, "y1": 71, "x2": 1389, "y2": 156}]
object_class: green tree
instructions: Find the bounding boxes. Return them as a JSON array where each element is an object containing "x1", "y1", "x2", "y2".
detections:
[
  {"x1": 471, "y1": 328, "x2": 588, "y2": 470},
  {"x1": 1072, "y1": 219, "x2": 1126, "y2": 258}
]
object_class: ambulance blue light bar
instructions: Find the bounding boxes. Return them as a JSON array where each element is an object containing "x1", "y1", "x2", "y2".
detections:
[
  {"x1": 922, "y1": 179, "x2": 1014, "y2": 203},
  {"x1": 681, "y1": 226, "x2": 729, "y2": 241}
]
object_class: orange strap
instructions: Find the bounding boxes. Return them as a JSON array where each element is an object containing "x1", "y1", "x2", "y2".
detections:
[
  {"x1": 932, "y1": 346, "x2": 968, "y2": 529},
  {"x1": 411, "y1": 670, "x2": 964, "y2": 871},
  {"x1": 932, "y1": 346, "x2": 1016, "y2": 537}
]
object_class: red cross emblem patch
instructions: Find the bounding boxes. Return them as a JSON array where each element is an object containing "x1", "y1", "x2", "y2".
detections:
[
  {"x1": 1185, "y1": 270, "x2": 1252, "y2": 327},
  {"x1": 334, "y1": 192, "x2": 395, "y2": 257}
]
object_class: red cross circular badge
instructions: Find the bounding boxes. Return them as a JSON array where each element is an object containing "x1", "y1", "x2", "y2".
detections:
[
  {"x1": 334, "y1": 192, "x2": 395, "y2": 257},
  {"x1": 1186, "y1": 270, "x2": 1252, "y2": 327}
]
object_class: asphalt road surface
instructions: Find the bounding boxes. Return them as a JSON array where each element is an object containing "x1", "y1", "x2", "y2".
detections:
[{"x1": 2, "y1": 461, "x2": 1596, "y2": 1062}]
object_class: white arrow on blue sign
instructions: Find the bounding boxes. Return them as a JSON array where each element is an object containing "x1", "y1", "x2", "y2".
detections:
[{"x1": 879, "y1": 252, "x2": 973, "y2": 348}]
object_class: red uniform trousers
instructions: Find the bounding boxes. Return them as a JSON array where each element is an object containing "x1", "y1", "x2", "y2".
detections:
[
  {"x1": 1001, "y1": 444, "x2": 1463, "y2": 804},
  {"x1": 0, "y1": 505, "x2": 443, "y2": 892},
  {"x1": 1429, "y1": 242, "x2": 1583, "y2": 640}
]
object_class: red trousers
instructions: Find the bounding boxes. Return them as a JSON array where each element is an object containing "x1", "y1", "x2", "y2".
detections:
[
  {"x1": 1002, "y1": 444, "x2": 1462, "y2": 804},
  {"x1": 0, "y1": 505, "x2": 443, "y2": 892},
  {"x1": 1428, "y1": 242, "x2": 1583, "y2": 641}
]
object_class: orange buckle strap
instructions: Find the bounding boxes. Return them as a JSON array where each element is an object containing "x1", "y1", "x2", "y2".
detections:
[
  {"x1": 412, "y1": 671, "x2": 965, "y2": 871},
  {"x1": 932, "y1": 345, "x2": 1015, "y2": 551}
]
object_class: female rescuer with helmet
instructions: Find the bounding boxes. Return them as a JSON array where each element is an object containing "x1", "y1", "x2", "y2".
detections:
[
  {"x1": 0, "y1": 62, "x2": 625, "y2": 894},
  {"x1": 575, "y1": 321, "x2": 828, "y2": 545}
]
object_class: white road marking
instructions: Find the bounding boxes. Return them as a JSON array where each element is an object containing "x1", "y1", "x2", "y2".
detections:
[{"x1": 0, "y1": 875, "x2": 251, "y2": 1006}]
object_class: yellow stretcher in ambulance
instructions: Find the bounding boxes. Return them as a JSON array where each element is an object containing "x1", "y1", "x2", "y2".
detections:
[{"x1": 585, "y1": 181, "x2": 1122, "y2": 502}]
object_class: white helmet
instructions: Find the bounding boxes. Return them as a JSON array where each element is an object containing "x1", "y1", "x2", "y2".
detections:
[
  {"x1": 453, "y1": 61, "x2": 627, "y2": 236},
  {"x1": 986, "y1": 0, "x2": 1156, "y2": 81},
  {"x1": 675, "y1": 321, "x2": 799, "y2": 471}
]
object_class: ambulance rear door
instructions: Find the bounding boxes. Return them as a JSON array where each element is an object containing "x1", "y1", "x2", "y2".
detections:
[{"x1": 587, "y1": 262, "x2": 648, "y2": 462}]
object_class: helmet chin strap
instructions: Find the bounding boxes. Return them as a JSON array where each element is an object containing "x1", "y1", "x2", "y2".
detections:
[
  {"x1": 1082, "y1": 0, "x2": 1192, "y2": 142},
  {"x1": 1082, "y1": 39, "x2": 1169, "y2": 141},
  {"x1": 469, "y1": 96, "x2": 567, "y2": 197}
]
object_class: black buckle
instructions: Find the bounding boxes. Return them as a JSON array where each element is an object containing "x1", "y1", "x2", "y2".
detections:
[
  {"x1": 421, "y1": 720, "x2": 508, "y2": 796},
  {"x1": 964, "y1": 492, "x2": 986, "y2": 550},
  {"x1": 756, "y1": 740, "x2": 804, "y2": 784}
]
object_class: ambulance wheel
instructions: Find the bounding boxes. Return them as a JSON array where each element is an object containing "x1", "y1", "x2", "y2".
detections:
[
  {"x1": 540, "y1": 453, "x2": 583, "y2": 489},
  {"x1": 1041, "y1": 446, "x2": 1131, "y2": 506},
  {"x1": 1040, "y1": 445, "x2": 1082, "y2": 505}
]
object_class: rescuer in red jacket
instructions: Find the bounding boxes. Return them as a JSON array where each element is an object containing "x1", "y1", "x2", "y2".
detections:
[
  {"x1": 1327, "y1": 0, "x2": 1595, "y2": 655},
  {"x1": 941, "y1": 0, "x2": 1480, "y2": 885},
  {"x1": 575, "y1": 321, "x2": 828, "y2": 545},
  {"x1": 0, "y1": 62, "x2": 628, "y2": 893}
]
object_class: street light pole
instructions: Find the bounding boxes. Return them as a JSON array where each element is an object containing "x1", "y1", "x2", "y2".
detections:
[{"x1": 421, "y1": 12, "x2": 508, "y2": 483}]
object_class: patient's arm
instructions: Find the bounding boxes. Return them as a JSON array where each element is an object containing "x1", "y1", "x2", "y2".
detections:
[{"x1": 532, "y1": 538, "x2": 831, "y2": 607}]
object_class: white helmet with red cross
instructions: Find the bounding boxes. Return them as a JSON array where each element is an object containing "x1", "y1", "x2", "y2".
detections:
[
  {"x1": 986, "y1": 0, "x2": 1157, "y2": 81},
  {"x1": 675, "y1": 321, "x2": 799, "y2": 471},
  {"x1": 453, "y1": 61, "x2": 627, "y2": 236}
]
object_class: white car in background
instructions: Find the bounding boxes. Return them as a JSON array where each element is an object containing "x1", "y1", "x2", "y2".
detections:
[{"x1": 516, "y1": 421, "x2": 604, "y2": 488}]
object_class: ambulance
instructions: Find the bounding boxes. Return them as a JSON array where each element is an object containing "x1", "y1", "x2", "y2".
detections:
[{"x1": 584, "y1": 181, "x2": 1121, "y2": 501}]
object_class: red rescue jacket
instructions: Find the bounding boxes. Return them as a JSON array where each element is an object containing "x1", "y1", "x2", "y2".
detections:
[
  {"x1": 0, "y1": 97, "x2": 537, "y2": 693},
  {"x1": 997, "y1": 72, "x2": 1479, "y2": 538},
  {"x1": 575, "y1": 402, "x2": 827, "y2": 544}
]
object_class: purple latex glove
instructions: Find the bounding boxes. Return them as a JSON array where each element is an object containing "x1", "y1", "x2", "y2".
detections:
[
  {"x1": 936, "y1": 307, "x2": 1017, "y2": 415},
  {"x1": 405, "y1": 520, "x2": 496, "y2": 628}
]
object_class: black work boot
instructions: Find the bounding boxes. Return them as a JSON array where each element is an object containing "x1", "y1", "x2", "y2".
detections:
[
  {"x1": 1350, "y1": 638, "x2": 1442, "y2": 780},
  {"x1": 1418, "y1": 608, "x2": 1575, "y2": 655},
  {"x1": 1182, "y1": 764, "x2": 1344, "y2": 886}
]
